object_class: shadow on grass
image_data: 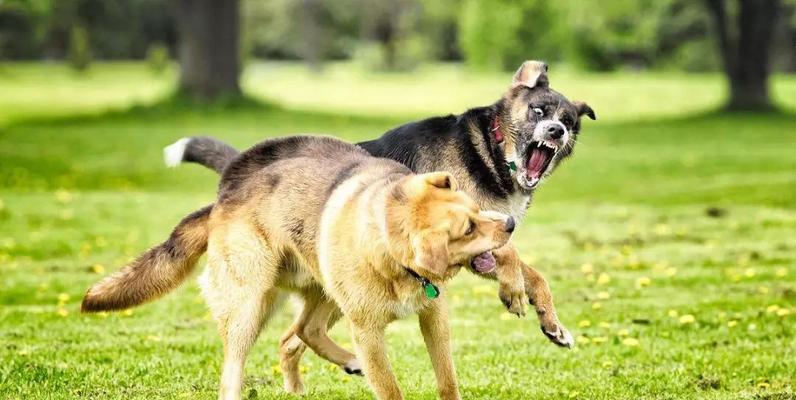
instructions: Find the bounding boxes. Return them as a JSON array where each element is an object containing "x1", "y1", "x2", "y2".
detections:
[{"x1": 0, "y1": 91, "x2": 407, "y2": 133}]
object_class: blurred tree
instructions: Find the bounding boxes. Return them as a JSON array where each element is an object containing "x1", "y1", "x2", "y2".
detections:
[
  {"x1": 459, "y1": 0, "x2": 560, "y2": 71},
  {"x1": 68, "y1": 25, "x2": 91, "y2": 71},
  {"x1": 146, "y1": 42, "x2": 170, "y2": 74},
  {"x1": 175, "y1": 0, "x2": 241, "y2": 100},
  {"x1": 704, "y1": 0, "x2": 781, "y2": 110}
]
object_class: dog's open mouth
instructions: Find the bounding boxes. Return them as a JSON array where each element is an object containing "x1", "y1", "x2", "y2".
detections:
[
  {"x1": 471, "y1": 251, "x2": 496, "y2": 274},
  {"x1": 525, "y1": 141, "x2": 556, "y2": 186}
]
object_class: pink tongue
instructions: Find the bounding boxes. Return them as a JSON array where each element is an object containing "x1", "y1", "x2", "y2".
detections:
[
  {"x1": 471, "y1": 252, "x2": 496, "y2": 273},
  {"x1": 527, "y1": 148, "x2": 548, "y2": 179}
]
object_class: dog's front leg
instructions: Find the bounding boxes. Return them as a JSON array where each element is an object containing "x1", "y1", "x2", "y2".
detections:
[
  {"x1": 493, "y1": 243, "x2": 574, "y2": 348},
  {"x1": 418, "y1": 298, "x2": 461, "y2": 400},
  {"x1": 350, "y1": 321, "x2": 403, "y2": 400},
  {"x1": 488, "y1": 242, "x2": 530, "y2": 317}
]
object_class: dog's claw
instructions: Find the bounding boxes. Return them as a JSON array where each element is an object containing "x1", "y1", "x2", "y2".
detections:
[
  {"x1": 343, "y1": 359, "x2": 363, "y2": 376},
  {"x1": 540, "y1": 321, "x2": 574, "y2": 348},
  {"x1": 499, "y1": 284, "x2": 528, "y2": 317}
]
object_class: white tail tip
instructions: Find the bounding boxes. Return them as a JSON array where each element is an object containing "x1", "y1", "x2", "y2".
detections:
[{"x1": 163, "y1": 138, "x2": 191, "y2": 168}]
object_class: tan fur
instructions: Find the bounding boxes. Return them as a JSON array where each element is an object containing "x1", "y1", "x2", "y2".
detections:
[
  {"x1": 84, "y1": 137, "x2": 513, "y2": 400},
  {"x1": 81, "y1": 205, "x2": 212, "y2": 312}
]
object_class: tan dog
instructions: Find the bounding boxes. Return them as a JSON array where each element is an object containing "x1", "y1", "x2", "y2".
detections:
[{"x1": 82, "y1": 136, "x2": 514, "y2": 400}]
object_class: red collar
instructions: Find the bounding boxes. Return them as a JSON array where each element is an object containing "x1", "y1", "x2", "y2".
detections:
[{"x1": 490, "y1": 116, "x2": 504, "y2": 143}]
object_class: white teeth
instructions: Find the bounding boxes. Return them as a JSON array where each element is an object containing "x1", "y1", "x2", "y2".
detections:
[{"x1": 537, "y1": 142, "x2": 543, "y2": 148}]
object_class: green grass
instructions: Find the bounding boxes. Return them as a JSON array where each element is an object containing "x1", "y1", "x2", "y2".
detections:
[{"x1": 0, "y1": 62, "x2": 794, "y2": 399}]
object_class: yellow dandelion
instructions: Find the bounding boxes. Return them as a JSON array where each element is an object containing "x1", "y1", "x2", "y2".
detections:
[
  {"x1": 635, "y1": 277, "x2": 651, "y2": 288},
  {"x1": 775, "y1": 267, "x2": 787, "y2": 277},
  {"x1": 472, "y1": 284, "x2": 492, "y2": 296},
  {"x1": 121, "y1": 309, "x2": 133, "y2": 317},
  {"x1": 92, "y1": 264, "x2": 105, "y2": 274},
  {"x1": 60, "y1": 209, "x2": 74, "y2": 221},
  {"x1": 58, "y1": 293, "x2": 70, "y2": 302},
  {"x1": 598, "y1": 321, "x2": 611, "y2": 329},
  {"x1": 601, "y1": 361, "x2": 613, "y2": 368},
  {"x1": 300, "y1": 365, "x2": 309, "y2": 374},
  {"x1": 617, "y1": 329, "x2": 629, "y2": 337},
  {"x1": 597, "y1": 291, "x2": 611, "y2": 300},
  {"x1": 272, "y1": 365, "x2": 281, "y2": 374},
  {"x1": 679, "y1": 314, "x2": 695, "y2": 324},
  {"x1": 747, "y1": 323, "x2": 757, "y2": 331},
  {"x1": 744, "y1": 268, "x2": 756, "y2": 278},
  {"x1": 756, "y1": 382, "x2": 770, "y2": 389},
  {"x1": 98, "y1": 311, "x2": 109, "y2": 319},
  {"x1": 328, "y1": 364, "x2": 337, "y2": 371},
  {"x1": 576, "y1": 335, "x2": 590, "y2": 344},
  {"x1": 777, "y1": 309, "x2": 791, "y2": 317},
  {"x1": 57, "y1": 308, "x2": 69, "y2": 317},
  {"x1": 18, "y1": 348, "x2": 30, "y2": 356},
  {"x1": 591, "y1": 336, "x2": 608, "y2": 344},
  {"x1": 665, "y1": 267, "x2": 677, "y2": 277},
  {"x1": 597, "y1": 273, "x2": 610, "y2": 285},
  {"x1": 568, "y1": 391, "x2": 579, "y2": 399},
  {"x1": 500, "y1": 313, "x2": 512, "y2": 321},
  {"x1": 55, "y1": 189, "x2": 73, "y2": 204},
  {"x1": 146, "y1": 335, "x2": 162, "y2": 342},
  {"x1": 727, "y1": 320, "x2": 738, "y2": 328},
  {"x1": 342, "y1": 376, "x2": 350, "y2": 383},
  {"x1": 654, "y1": 224, "x2": 670, "y2": 235},
  {"x1": 668, "y1": 309, "x2": 678, "y2": 318},
  {"x1": 766, "y1": 304, "x2": 780, "y2": 314},
  {"x1": 578, "y1": 320, "x2": 591, "y2": 328},
  {"x1": 580, "y1": 263, "x2": 594, "y2": 274},
  {"x1": 622, "y1": 338, "x2": 639, "y2": 347},
  {"x1": 592, "y1": 302, "x2": 603, "y2": 310},
  {"x1": 758, "y1": 286, "x2": 770, "y2": 295}
]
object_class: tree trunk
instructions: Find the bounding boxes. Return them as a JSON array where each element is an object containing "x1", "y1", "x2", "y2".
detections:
[
  {"x1": 300, "y1": 0, "x2": 323, "y2": 73},
  {"x1": 175, "y1": 0, "x2": 241, "y2": 100},
  {"x1": 704, "y1": 0, "x2": 780, "y2": 111}
]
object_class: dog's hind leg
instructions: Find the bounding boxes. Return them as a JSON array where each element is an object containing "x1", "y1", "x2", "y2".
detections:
[
  {"x1": 201, "y1": 223, "x2": 281, "y2": 400},
  {"x1": 279, "y1": 292, "x2": 358, "y2": 393}
]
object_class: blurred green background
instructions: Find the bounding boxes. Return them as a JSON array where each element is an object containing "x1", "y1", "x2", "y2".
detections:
[{"x1": 0, "y1": 1, "x2": 794, "y2": 399}]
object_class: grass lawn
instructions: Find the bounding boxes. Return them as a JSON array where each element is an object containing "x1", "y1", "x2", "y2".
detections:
[{"x1": 0, "y1": 62, "x2": 794, "y2": 399}]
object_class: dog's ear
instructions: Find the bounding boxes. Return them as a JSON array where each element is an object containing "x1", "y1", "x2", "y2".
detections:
[
  {"x1": 421, "y1": 171, "x2": 458, "y2": 191},
  {"x1": 574, "y1": 101, "x2": 596, "y2": 120},
  {"x1": 512, "y1": 60, "x2": 549, "y2": 89},
  {"x1": 404, "y1": 172, "x2": 458, "y2": 197},
  {"x1": 412, "y1": 230, "x2": 449, "y2": 277}
]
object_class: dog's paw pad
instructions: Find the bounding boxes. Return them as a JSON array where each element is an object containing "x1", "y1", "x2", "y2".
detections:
[
  {"x1": 541, "y1": 323, "x2": 574, "y2": 348},
  {"x1": 343, "y1": 359, "x2": 363, "y2": 376}
]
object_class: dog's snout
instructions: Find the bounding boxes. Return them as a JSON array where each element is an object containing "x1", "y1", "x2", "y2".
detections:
[
  {"x1": 547, "y1": 124, "x2": 564, "y2": 139},
  {"x1": 505, "y1": 216, "x2": 515, "y2": 233}
]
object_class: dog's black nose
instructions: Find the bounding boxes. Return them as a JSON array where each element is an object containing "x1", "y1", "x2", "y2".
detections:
[
  {"x1": 505, "y1": 216, "x2": 515, "y2": 233},
  {"x1": 547, "y1": 125, "x2": 564, "y2": 139}
]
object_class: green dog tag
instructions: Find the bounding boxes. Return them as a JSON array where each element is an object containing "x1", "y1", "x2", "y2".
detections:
[
  {"x1": 506, "y1": 160, "x2": 517, "y2": 172},
  {"x1": 424, "y1": 282, "x2": 440, "y2": 299}
]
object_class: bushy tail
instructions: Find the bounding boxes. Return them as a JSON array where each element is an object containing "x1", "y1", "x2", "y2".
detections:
[
  {"x1": 81, "y1": 205, "x2": 213, "y2": 312},
  {"x1": 164, "y1": 136, "x2": 240, "y2": 174}
]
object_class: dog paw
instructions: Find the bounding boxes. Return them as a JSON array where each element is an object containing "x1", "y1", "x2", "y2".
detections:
[
  {"x1": 499, "y1": 284, "x2": 528, "y2": 317},
  {"x1": 343, "y1": 359, "x2": 363, "y2": 376},
  {"x1": 540, "y1": 319, "x2": 574, "y2": 348}
]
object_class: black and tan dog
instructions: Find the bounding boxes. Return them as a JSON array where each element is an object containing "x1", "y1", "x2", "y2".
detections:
[
  {"x1": 83, "y1": 136, "x2": 514, "y2": 400},
  {"x1": 166, "y1": 60, "x2": 595, "y2": 347}
]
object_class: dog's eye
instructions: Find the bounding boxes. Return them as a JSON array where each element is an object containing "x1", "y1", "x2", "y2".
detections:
[
  {"x1": 532, "y1": 107, "x2": 544, "y2": 118},
  {"x1": 561, "y1": 117, "x2": 573, "y2": 127},
  {"x1": 465, "y1": 220, "x2": 475, "y2": 236}
]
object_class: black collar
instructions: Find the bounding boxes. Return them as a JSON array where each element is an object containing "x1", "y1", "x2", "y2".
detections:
[{"x1": 404, "y1": 267, "x2": 440, "y2": 299}]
